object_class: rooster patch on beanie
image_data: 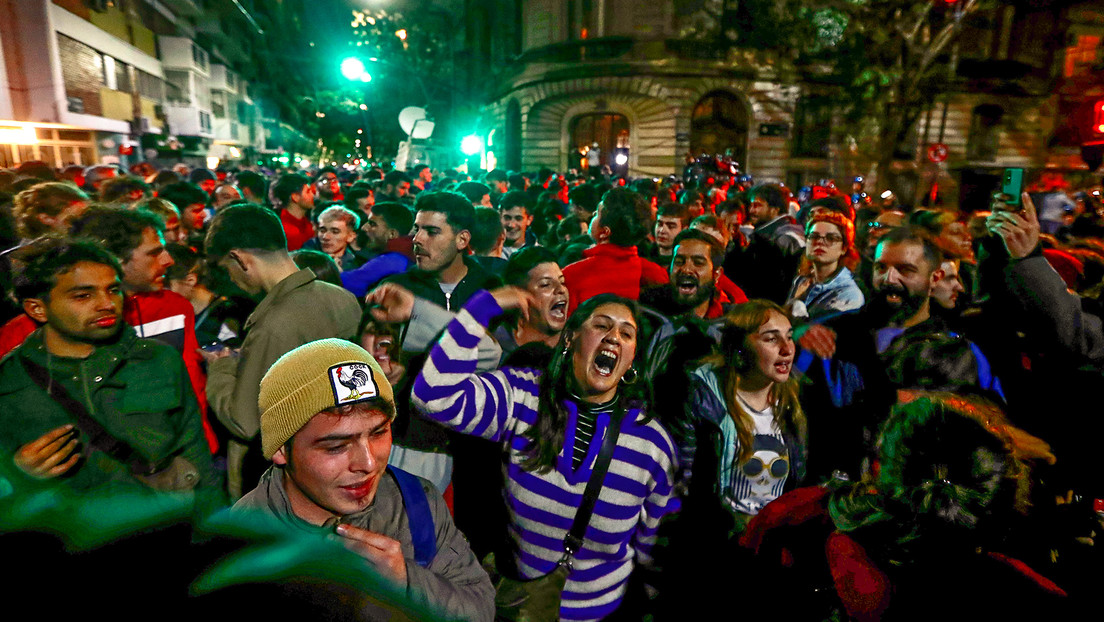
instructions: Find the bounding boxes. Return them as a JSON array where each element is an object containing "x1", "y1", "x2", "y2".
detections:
[{"x1": 329, "y1": 362, "x2": 380, "y2": 405}]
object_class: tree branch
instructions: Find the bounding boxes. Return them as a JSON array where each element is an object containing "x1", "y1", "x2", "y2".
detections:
[{"x1": 917, "y1": 0, "x2": 980, "y2": 77}]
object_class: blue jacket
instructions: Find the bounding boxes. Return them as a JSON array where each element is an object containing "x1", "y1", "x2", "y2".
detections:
[{"x1": 341, "y1": 251, "x2": 412, "y2": 298}]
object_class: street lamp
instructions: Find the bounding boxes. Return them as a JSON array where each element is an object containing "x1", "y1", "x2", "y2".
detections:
[
  {"x1": 461, "y1": 135, "x2": 483, "y2": 156},
  {"x1": 340, "y1": 57, "x2": 371, "y2": 83},
  {"x1": 341, "y1": 57, "x2": 375, "y2": 165}
]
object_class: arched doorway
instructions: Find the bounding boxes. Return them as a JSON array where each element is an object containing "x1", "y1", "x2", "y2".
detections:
[
  {"x1": 569, "y1": 112, "x2": 629, "y2": 172},
  {"x1": 690, "y1": 91, "x2": 748, "y2": 168}
]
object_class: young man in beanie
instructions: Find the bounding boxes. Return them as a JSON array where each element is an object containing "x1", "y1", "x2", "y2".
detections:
[{"x1": 234, "y1": 339, "x2": 494, "y2": 622}]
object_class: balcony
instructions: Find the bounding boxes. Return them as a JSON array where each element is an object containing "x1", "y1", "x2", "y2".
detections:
[
  {"x1": 517, "y1": 36, "x2": 634, "y2": 64},
  {"x1": 159, "y1": 36, "x2": 210, "y2": 76}
]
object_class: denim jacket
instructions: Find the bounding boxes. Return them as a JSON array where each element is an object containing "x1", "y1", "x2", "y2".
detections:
[{"x1": 787, "y1": 266, "x2": 865, "y2": 321}]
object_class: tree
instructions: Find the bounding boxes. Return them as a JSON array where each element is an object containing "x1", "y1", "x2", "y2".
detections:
[
  {"x1": 816, "y1": 0, "x2": 983, "y2": 192},
  {"x1": 685, "y1": 0, "x2": 985, "y2": 190}
]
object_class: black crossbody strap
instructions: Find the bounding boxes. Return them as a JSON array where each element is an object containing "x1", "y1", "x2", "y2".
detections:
[
  {"x1": 19, "y1": 355, "x2": 153, "y2": 471},
  {"x1": 562, "y1": 406, "x2": 624, "y2": 562}
]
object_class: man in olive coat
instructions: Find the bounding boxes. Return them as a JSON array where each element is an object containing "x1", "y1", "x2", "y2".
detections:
[{"x1": 0, "y1": 238, "x2": 216, "y2": 498}]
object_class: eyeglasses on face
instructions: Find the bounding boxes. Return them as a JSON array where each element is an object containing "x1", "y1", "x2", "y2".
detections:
[{"x1": 807, "y1": 233, "x2": 843, "y2": 245}]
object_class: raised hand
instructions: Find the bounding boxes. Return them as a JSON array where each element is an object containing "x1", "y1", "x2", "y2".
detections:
[
  {"x1": 365, "y1": 283, "x2": 416, "y2": 324},
  {"x1": 986, "y1": 192, "x2": 1040, "y2": 260},
  {"x1": 489, "y1": 286, "x2": 537, "y2": 323}
]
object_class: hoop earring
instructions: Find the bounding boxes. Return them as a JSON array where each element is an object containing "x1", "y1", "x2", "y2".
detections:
[{"x1": 620, "y1": 367, "x2": 638, "y2": 385}]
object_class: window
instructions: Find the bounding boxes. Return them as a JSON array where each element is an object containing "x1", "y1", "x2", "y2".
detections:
[
  {"x1": 102, "y1": 56, "x2": 116, "y2": 89},
  {"x1": 192, "y1": 44, "x2": 208, "y2": 71},
  {"x1": 967, "y1": 104, "x2": 1003, "y2": 161},
  {"x1": 165, "y1": 70, "x2": 190, "y2": 102},
  {"x1": 114, "y1": 59, "x2": 131, "y2": 92},
  {"x1": 137, "y1": 70, "x2": 165, "y2": 100},
  {"x1": 226, "y1": 71, "x2": 236, "y2": 89},
  {"x1": 199, "y1": 111, "x2": 212, "y2": 133},
  {"x1": 792, "y1": 95, "x2": 832, "y2": 158},
  {"x1": 211, "y1": 91, "x2": 226, "y2": 118},
  {"x1": 569, "y1": 113, "x2": 629, "y2": 167}
]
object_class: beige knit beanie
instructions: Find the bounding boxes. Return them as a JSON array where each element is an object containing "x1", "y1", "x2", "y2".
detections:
[{"x1": 259, "y1": 338, "x2": 394, "y2": 459}]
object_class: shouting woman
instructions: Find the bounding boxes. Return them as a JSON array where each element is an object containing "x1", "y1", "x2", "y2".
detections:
[{"x1": 411, "y1": 288, "x2": 679, "y2": 621}]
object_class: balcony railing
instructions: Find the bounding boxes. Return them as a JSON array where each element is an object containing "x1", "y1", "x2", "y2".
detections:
[{"x1": 517, "y1": 36, "x2": 635, "y2": 64}]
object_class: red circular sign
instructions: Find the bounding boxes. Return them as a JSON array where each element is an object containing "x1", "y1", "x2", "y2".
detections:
[{"x1": 927, "y1": 143, "x2": 948, "y2": 163}]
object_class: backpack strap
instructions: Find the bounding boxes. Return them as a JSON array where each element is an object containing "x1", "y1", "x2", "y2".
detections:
[{"x1": 388, "y1": 465, "x2": 436, "y2": 567}]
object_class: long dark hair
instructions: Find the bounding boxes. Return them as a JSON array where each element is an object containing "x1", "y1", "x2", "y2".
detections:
[{"x1": 520, "y1": 293, "x2": 652, "y2": 473}]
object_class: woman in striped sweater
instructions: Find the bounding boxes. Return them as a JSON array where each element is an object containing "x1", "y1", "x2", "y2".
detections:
[{"x1": 412, "y1": 288, "x2": 679, "y2": 621}]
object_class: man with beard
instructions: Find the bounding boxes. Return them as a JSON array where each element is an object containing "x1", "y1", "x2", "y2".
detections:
[
  {"x1": 724, "y1": 183, "x2": 805, "y2": 304},
  {"x1": 382, "y1": 191, "x2": 500, "y2": 312},
  {"x1": 0, "y1": 238, "x2": 217, "y2": 497},
  {"x1": 640, "y1": 230, "x2": 747, "y2": 450},
  {"x1": 314, "y1": 167, "x2": 343, "y2": 203},
  {"x1": 797, "y1": 226, "x2": 1002, "y2": 481},
  {"x1": 643, "y1": 229, "x2": 742, "y2": 320},
  {"x1": 0, "y1": 207, "x2": 221, "y2": 454}
]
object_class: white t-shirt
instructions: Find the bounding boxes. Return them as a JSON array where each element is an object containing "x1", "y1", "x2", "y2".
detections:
[{"x1": 718, "y1": 396, "x2": 790, "y2": 516}]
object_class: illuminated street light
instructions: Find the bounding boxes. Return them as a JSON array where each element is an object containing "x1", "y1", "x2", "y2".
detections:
[
  {"x1": 461, "y1": 135, "x2": 483, "y2": 156},
  {"x1": 614, "y1": 153, "x2": 628, "y2": 166},
  {"x1": 395, "y1": 29, "x2": 407, "y2": 41},
  {"x1": 359, "y1": 104, "x2": 368, "y2": 110},
  {"x1": 340, "y1": 57, "x2": 371, "y2": 82}
]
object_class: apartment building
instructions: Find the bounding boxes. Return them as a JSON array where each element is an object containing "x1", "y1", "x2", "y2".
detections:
[{"x1": 0, "y1": 0, "x2": 278, "y2": 171}]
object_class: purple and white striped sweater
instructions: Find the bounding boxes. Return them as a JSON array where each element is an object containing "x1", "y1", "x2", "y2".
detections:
[{"x1": 412, "y1": 290, "x2": 679, "y2": 622}]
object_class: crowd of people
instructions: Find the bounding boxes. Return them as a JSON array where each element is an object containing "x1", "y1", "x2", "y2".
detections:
[{"x1": 0, "y1": 156, "x2": 1100, "y2": 619}]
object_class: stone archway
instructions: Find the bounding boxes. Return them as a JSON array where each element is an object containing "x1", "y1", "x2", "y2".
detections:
[{"x1": 690, "y1": 90, "x2": 750, "y2": 167}]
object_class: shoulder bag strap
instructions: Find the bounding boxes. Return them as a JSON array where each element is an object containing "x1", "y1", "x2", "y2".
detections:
[
  {"x1": 562, "y1": 407, "x2": 624, "y2": 564},
  {"x1": 388, "y1": 465, "x2": 437, "y2": 567},
  {"x1": 19, "y1": 355, "x2": 148, "y2": 470}
]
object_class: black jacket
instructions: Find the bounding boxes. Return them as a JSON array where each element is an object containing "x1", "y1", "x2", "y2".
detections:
[{"x1": 382, "y1": 254, "x2": 502, "y2": 312}]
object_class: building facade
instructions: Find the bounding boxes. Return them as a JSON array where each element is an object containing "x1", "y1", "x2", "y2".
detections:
[
  {"x1": 472, "y1": 0, "x2": 1104, "y2": 204},
  {"x1": 0, "y1": 0, "x2": 289, "y2": 171}
]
